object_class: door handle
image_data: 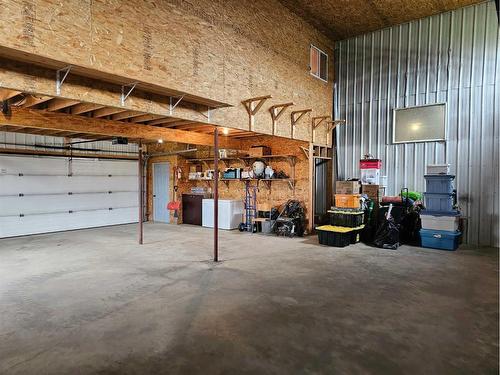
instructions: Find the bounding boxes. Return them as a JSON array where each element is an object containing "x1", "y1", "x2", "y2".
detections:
[{"x1": 153, "y1": 195, "x2": 156, "y2": 197}]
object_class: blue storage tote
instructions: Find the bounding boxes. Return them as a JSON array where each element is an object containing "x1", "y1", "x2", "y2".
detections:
[
  {"x1": 424, "y1": 175, "x2": 455, "y2": 193},
  {"x1": 424, "y1": 192, "x2": 456, "y2": 213},
  {"x1": 420, "y1": 229, "x2": 461, "y2": 251}
]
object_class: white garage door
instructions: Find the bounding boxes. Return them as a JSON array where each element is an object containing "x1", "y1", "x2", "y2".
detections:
[{"x1": 0, "y1": 155, "x2": 138, "y2": 238}]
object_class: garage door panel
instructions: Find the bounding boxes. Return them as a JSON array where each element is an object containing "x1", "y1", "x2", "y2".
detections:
[
  {"x1": 0, "y1": 208, "x2": 138, "y2": 238},
  {"x1": 0, "y1": 155, "x2": 138, "y2": 238},
  {"x1": 0, "y1": 192, "x2": 138, "y2": 216}
]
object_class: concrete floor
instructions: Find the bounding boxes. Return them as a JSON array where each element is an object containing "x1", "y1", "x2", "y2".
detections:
[{"x1": 0, "y1": 223, "x2": 498, "y2": 374}]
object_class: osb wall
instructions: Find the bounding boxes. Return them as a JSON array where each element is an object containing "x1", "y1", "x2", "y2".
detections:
[
  {"x1": 147, "y1": 135, "x2": 310, "y2": 224},
  {"x1": 1, "y1": 0, "x2": 333, "y2": 143}
]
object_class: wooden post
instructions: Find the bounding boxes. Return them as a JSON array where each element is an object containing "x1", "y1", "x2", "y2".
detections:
[
  {"x1": 213, "y1": 129, "x2": 219, "y2": 262},
  {"x1": 138, "y1": 141, "x2": 144, "y2": 245}
]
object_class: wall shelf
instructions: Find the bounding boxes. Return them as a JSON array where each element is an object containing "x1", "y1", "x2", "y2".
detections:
[{"x1": 186, "y1": 178, "x2": 295, "y2": 191}]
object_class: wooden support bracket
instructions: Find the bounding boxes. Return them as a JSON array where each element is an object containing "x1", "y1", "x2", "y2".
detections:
[
  {"x1": 311, "y1": 116, "x2": 331, "y2": 143},
  {"x1": 325, "y1": 120, "x2": 346, "y2": 147},
  {"x1": 269, "y1": 102, "x2": 294, "y2": 135},
  {"x1": 241, "y1": 95, "x2": 272, "y2": 131},
  {"x1": 290, "y1": 109, "x2": 312, "y2": 139}
]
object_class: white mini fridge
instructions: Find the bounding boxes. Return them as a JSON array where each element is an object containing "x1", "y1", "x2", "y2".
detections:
[{"x1": 202, "y1": 199, "x2": 244, "y2": 230}]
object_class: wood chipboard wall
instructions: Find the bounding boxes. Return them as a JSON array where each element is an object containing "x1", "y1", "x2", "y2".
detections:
[{"x1": 0, "y1": 0, "x2": 334, "y2": 143}]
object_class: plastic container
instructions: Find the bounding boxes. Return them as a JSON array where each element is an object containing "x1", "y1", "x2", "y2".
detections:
[
  {"x1": 360, "y1": 159, "x2": 382, "y2": 169},
  {"x1": 420, "y1": 212, "x2": 460, "y2": 231},
  {"x1": 360, "y1": 169, "x2": 380, "y2": 185},
  {"x1": 335, "y1": 194, "x2": 361, "y2": 209},
  {"x1": 316, "y1": 225, "x2": 364, "y2": 247},
  {"x1": 420, "y1": 229, "x2": 461, "y2": 251},
  {"x1": 424, "y1": 175, "x2": 455, "y2": 194},
  {"x1": 424, "y1": 192, "x2": 456, "y2": 213},
  {"x1": 328, "y1": 208, "x2": 364, "y2": 227},
  {"x1": 426, "y1": 164, "x2": 450, "y2": 175}
]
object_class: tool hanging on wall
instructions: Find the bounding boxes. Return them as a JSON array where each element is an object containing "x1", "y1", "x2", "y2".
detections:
[{"x1": 167, "y1": 166, "x2": 182, "y2": 219}]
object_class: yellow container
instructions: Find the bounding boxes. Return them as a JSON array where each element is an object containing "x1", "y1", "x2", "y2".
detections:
[{"x1": 335, "y1": 194, "x2": 361, "y2": 209}]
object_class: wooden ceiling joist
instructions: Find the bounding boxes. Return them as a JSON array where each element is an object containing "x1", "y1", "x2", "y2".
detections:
[
  {"x1": 242, "y1": 95, "x2": 272, "y2": 131},
  {"x1": 147, "y1": 117, "x2": 179, "y2": 126},
  {"x1": 269, "y1": 102, "x2": 294, "y2": 135},
  {"x1": 130, "y1": 114, "x2": 166, "y2": 123},
  {"x1": 46, "y1": 98, "x2": 80, "y2": 112},
  {"x1": 0, "y1": 107, "x2": 240, "y2": 148},
  {"x1": 15, "y1": 94, "x2": 51, "y2": 108},
  {"x1": 93, "y1": 107, "x2": 127, "y2": 118},
  {"x1": 291, "y1": 109, "x2": 312, "y2": 139},
  {"x1": 70, "y1": 102, "x2": 105, "y2": 115},
  {"x1": 111, "y1": 110, "x2": 143, "y2": 121},
  {"x1": 0, "y1": 89, "x2": 22, "y2": 101}
]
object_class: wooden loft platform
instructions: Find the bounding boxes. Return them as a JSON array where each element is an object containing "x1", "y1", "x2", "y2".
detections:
[
  {"x1": 0, "y1": 89, "x2": 256, "y2": 144},
  {"x1": 0, "y1": 46, "x2": 231, "y2": 109}
]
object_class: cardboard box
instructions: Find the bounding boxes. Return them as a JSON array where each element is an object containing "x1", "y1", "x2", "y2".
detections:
[
  {"x1": 336, "y1": 180, "x2": 360, "y2": 194},
  {"x1": 248, "y1": 146, "x2": 271, "y2": 157},
  {"x1": 362, "y1": 184, "x2": 381, "y2": 201}
]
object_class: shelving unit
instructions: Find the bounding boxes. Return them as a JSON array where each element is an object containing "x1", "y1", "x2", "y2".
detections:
[{"x1": 184, "y1": 154, "x2": 297, "y2": 192}]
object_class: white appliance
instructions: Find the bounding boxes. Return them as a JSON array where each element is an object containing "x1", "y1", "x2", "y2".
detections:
[{"x1": 202, "y1": 199, "x2": 244, "y2": 230}]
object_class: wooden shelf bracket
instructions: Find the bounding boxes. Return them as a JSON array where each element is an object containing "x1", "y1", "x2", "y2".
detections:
[
  {"x1": 241, "y1": 95, "x2": 272, "y2": 131},
  {"x1": 311, "y1": 115, "x2": 331, "y2": 143},
  {"x1": 269, "y1": 102, "x2": 294, "y2": 135},
  {"x1": 290, "y1": 109, "x2": 312, "y2": 139},
  {"x1": 325, "y1": 120, "x2": 345, "y2": 147}
]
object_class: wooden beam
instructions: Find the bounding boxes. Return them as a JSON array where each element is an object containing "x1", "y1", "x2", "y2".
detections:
[
  {"x1": 0, "y1": 107, "x2": 241, "y2": 148},
  {"x1": 291, "y1": 109, "x2": 312, "y2": 139},
  {"x1": 147, "y1": 117, "x2": 179, "y2": 126},
  {"x1": 112, "y1": 110, "x2": 143, "y2": 121},
  {"x1": 46, "y1": 98, "x2": 80, "y2": 112},
  {"x1": 269, "y1": 102, "x2": 294, "y2": 135},
  {"x1": 93, "y1": 107, "x2": 127, "y2": 118},
  {"x1": 17, "y1": 94, "x2": 51, "y2": 108},
  {"x1": 130, "y1": 114, "x2": 166, "y2": 123},
  {"x1": 241, "y1": 95, "x2": 272, "y2": 131},
  {"x1": 71, "y1": 102, "x2": 105, "y2": 115},
  {"x1": 0, "y1": 89, "x2": 22, "y2": 101}
]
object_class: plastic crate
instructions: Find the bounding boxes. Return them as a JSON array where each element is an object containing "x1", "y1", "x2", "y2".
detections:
[
  {"x1": 328, "y1": 208, "x2": 364, "y2": 227},
  {"x1": 420, "y1": 229, "x2": 461, "y2": 251},
  {"x1": 316, "y1": 225, "x2": 364, "y2": 247},
  {"x1": 424, "y1": 192, "x2": 455, "y2": 213},
  {"x1": 335, "y1": 194, "x2": 361, "y2": 209},
  {"x1": 424, "y1": 175, "x2": 455, "y2": 194},
  {"x1": 360, "y1": 159, "x2": 382, "y2": 169},
  {"x1": 420, "y1": 212, "x2": 460, "y2": 231}
]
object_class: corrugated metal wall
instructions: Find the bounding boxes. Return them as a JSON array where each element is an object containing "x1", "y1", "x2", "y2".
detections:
[{"x1": 334, "y1": 1, "x2": 499, "y2": 246}]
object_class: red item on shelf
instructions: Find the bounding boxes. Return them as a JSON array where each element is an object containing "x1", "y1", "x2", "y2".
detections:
[{"x1": 360, "y1": 159, "x2": 382, "y2": 169}]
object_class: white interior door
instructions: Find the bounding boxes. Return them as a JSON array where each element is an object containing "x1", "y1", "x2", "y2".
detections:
[{"x1": 153, "y1": 162, "x2": 170, "y2": 223}]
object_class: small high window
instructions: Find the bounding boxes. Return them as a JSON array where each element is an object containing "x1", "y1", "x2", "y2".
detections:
[{"x1": 310, "y1": 45, "x2": 328, "y2": 82}]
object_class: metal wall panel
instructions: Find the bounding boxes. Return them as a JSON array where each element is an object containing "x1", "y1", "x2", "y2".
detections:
[{"x1": 334, "y1": 1, "x2": 499, "y2": 247}]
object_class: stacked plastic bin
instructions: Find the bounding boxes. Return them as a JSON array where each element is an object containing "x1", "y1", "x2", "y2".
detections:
[
  {"x1": 420, "y1": 168, "x2": 461, "y2": 251},
  {"x1": 316, "y1": 208, "x2": 365, "y2": 247}
]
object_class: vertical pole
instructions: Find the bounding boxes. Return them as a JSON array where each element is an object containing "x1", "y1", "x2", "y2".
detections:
[
  {"x1": 213, "y1": 129, "x2": 219, "y2": 262},
  {"x1": 138, "y1": 141, "x2": 144, "y2": 245}
]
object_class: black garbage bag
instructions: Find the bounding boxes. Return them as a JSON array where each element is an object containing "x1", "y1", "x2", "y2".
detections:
[{"x1": 373, "y1": 217, "x2": 400, "y2": 249}]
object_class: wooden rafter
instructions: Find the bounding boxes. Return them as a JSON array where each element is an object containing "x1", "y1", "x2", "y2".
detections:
[
  {"x1": 147, "y1": 117, "x2": 179, "y2": 126},
  {"x1": 290, "y1": 109, "x2": 312, "y2": 139},
  {"x1": 16, "y1": 94, "x2": 51, "y2": 108},
  {"x1": 269, "y1": 102, "x2": 294, "y2": 135},
  {"x1": 130, "y1": 114, "x2": 166, "y2": 123},
  {"x1": 311, "y1": 115, "x2": 331, "y2": 143},
  {"x1": 241, "y1": 95, "x2": 272, "y2": 131},
  {"x1": 0, "y1": 107, "x2": 241, "y2": 148}
]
